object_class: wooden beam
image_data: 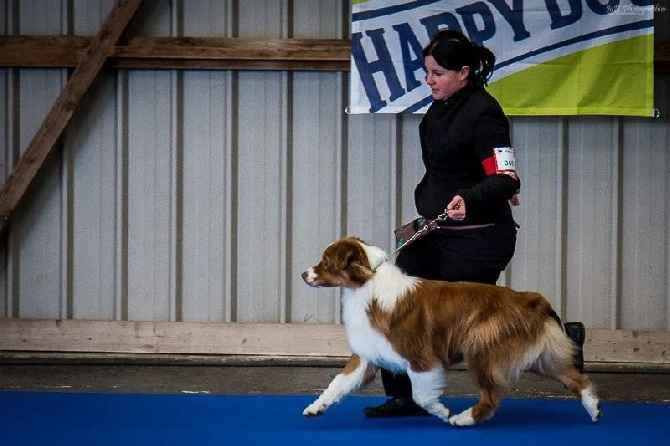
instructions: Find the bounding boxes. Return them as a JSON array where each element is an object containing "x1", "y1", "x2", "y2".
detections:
[
  {"x1": 0, "y1": 320, "x2": 351, "y2": 357},
  {"x1": 2, "y1": 35, "x2": 669, "y2": 73},
  {"x1": 0, "y1": 35, "x2": 89, "y2": 67},
  {"x1": 0, "y1": 0, "x2": 145, "y2": 234},
  {"x1": 119, "y1": 36, "x2": 351, "y2": 62},
  {"x1": 0, "y1": 36, "x2": 352, "y2": 71},
  {"x1": 112, "y1": 36, "x2": 351, "y2": 71},
  {"x1": 0, "y1": 319, "x2": 668, "y2": 366},
  {"x1": 585, "y1": 328, "x2": 670, "y2": 365}
]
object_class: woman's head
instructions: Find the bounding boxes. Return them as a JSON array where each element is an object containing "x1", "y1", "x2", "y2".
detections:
[{"x1": 422, "y1": 29, "x2": 496, "y2": 100}]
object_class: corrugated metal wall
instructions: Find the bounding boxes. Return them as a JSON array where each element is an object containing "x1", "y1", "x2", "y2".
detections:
[{"x1": 1, "y1": 0, "x2": 668, "y2": 331}]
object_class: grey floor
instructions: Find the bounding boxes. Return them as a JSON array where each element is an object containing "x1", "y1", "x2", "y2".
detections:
[{"x1": 1, "y1": 358, "x2": 668, "y2": 404}]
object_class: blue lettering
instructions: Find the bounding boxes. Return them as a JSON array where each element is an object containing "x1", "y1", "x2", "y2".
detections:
[
  {"x1": 487, "y1": 0, "x2": 531, "y2": 42},
  {"x1": 456, "y1": 1, "x2": 496, "y2": 44},
  {"x1": 351, "y1": 29, "x2": 405, "y2": 113},
  {"x1": 545, "y1": 0, "x2": 582, "y2": 30},
  {"x1": 419, "y1": 12, "x2": 463, "y2": 38},
  {"x1": 392, "y1": 23, "x2": 424, "y2": 93}
]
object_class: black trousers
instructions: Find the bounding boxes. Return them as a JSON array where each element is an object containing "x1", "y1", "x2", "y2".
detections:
[{"x1": 381, "y1": 222, "x2": 517, "y2": 398}]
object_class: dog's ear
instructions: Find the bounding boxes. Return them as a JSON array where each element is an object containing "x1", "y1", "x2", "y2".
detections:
[{"x1": 343, "y1": 249, "x2": 374, "y2": 286}]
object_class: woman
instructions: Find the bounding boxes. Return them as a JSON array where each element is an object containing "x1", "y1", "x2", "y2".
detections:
[{"x1": 364, "y1": 29, "x2": 584, "y2": 418}]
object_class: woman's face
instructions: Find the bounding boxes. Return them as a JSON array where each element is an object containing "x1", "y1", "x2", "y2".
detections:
[{"x1": 424, "y1": 55, "x2": 469, "y2": 101}]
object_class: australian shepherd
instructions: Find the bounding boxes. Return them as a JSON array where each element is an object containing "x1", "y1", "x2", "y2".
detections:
[{"x1": 301, "y1": 237, "x2": 601, "y2": 426}]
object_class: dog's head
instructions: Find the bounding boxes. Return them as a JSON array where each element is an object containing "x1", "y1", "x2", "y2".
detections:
[{"x1": 301, "y1": 237, "x2": 387, "y2": 288}]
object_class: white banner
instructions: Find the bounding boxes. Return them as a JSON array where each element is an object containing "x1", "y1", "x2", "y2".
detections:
[{"x1": 349, "y1": 0, "x2": 656, "y2": 116}]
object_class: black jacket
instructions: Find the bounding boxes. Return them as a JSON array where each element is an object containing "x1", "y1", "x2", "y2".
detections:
[{"x1": 415, "y1": 84, "x2": 520, "y2": 225}]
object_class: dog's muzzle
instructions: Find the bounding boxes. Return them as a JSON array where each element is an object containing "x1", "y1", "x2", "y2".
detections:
[{"x1": 302, "y1": 268, "x2": 319, "y2": 286}]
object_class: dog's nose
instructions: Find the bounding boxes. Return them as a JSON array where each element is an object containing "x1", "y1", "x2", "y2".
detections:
[{"x1": 302, "y1": 269, "x2": 316, "y2": 286}]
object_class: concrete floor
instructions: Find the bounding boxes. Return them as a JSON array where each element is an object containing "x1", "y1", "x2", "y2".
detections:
[{"x1": 1, "y1": 356, "x2": 668, "y2": 404}]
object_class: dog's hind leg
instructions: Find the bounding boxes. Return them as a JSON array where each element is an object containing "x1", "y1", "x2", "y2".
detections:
[
  {"x1": 449, "y1": 366, "x2": 501, "y2": 426},
  {"x1": 406, "y1": 367, "x2": 451, "y2": 422},
  {"x1": 303, "y1": 354, "x2": 377, "y2": 417},
  {"x1": 553, "y1": 367, "x2": 602, "y2": 422}
]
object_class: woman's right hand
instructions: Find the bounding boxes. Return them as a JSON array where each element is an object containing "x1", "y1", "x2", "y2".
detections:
[{"x1": 446, "y1": 196, "x2": 466, "y2": 221}]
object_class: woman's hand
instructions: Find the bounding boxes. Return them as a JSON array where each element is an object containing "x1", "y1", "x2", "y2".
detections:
[{"x1": 446, "y1": 195, "x2": 466, "y2": 221}]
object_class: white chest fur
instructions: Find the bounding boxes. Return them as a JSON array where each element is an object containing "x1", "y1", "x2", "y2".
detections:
[{"x1": 341, "y1": 285, "x2": 408, "y2": 373}]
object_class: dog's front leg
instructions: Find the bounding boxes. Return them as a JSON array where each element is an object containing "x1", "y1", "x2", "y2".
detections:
[
  {"x1": 407, "y1": 366, "x2": 450, "y2": 422},
  {"x1": 303, "y1": 354, "x2": 376, "y2": 417}
]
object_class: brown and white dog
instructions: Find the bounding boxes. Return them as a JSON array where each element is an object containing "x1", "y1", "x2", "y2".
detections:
[{"x1": 301, "y1": 237, "x2": 601, "y2": 426}]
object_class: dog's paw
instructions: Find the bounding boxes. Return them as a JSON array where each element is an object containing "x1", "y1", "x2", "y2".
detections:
[
  {"x1": 448, "y1": 408, "x2": 476, "y2": 427},
  {"x1": 581, "y1": 387, "x2": 601, "y2": 422},
  {"x1": 421, "y1": 402, "x2": 450, "y2": 422},
  {"x1": 302, "y1": 403, "x2": 326, "y2": 417},
  {"x1": 590, "y1": 402, "x2": 602, "y2": 423}
]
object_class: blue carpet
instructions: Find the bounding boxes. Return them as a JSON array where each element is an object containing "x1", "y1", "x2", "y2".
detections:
[{"x1": 2, "y1": 392, "x2": 668, "y2": 445}]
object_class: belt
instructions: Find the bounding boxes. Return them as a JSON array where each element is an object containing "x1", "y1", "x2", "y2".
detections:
[{"x1": 438, "y1": 223, "x2": 495, "y2": 230}]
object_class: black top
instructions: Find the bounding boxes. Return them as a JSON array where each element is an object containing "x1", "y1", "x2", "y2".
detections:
[{"x1": 414, "y1": 84, "x2": 520, "y2": 225}]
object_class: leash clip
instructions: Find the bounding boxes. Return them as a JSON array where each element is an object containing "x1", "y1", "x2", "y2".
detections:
[{"x1": 386, "y1": 214, "x2": 446, "y2": 262}]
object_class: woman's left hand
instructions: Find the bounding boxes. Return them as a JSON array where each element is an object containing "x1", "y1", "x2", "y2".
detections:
[{"x1": 446, "y1": 195, "x2": 466, "y2": 221}]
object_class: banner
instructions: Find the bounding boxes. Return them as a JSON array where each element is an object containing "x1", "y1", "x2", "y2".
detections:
[{"x1": 349, "y1": 0, "x2": 655, "y2": 116}]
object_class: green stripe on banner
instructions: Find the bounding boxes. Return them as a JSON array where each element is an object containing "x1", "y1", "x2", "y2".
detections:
[{"x1": 488, "y1": 34, "x2": 655, "y2": 117}]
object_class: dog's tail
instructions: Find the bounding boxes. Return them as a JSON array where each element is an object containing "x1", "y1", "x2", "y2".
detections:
[{"x1": 526, "y1": 320, "x2": 576, "y2": 377}]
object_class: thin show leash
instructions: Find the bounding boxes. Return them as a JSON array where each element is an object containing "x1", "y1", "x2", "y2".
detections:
[
  {"x1": 384, "y1": 209, "x2": 452, "y2": 263},
  {"x1": 385, "y1": 205, "x2": 520, "y2": 263}
]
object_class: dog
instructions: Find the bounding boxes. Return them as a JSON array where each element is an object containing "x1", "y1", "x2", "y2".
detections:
[{"x1": 301, "y1": 237, "x2": 601, "y2": 426}]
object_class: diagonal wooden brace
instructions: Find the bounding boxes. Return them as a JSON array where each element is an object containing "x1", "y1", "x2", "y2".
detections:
[{"x1": 0, "y1": 0, "x2": 145, "y2": 235}]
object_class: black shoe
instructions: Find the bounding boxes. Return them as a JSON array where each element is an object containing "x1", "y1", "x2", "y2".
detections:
[
  {"x1": 564, "y1": 322, "x2": 585, "y2": 372},
  {"x1": 364, "y1": 398, "x2": 429, "y2": 418}
]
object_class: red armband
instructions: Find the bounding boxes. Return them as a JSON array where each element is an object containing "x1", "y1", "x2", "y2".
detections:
[{"x1": 482, "y1": 147, "x2": 518, "y2": 180}]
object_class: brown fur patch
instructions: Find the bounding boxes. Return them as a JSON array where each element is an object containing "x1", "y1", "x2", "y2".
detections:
[{"x1": 367, "y1": 280, "x2": 559, "y2": 379}]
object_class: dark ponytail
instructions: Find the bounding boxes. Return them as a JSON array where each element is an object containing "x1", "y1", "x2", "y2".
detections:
[{"x1": 423, "y1": 29, "x2": 496, "y2": 88}]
